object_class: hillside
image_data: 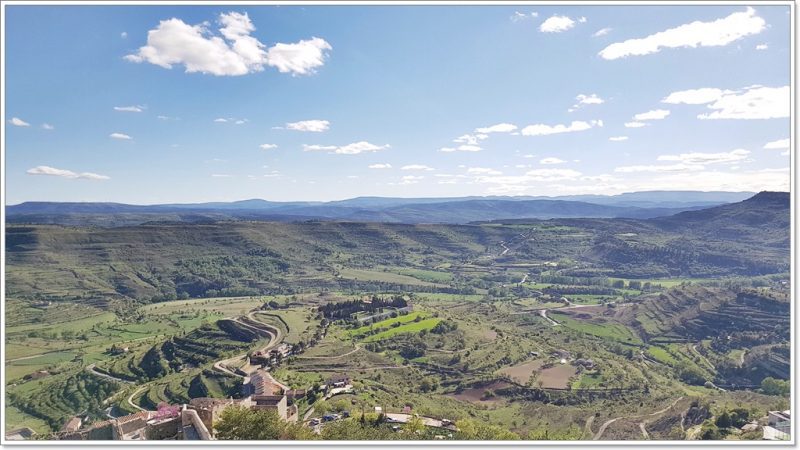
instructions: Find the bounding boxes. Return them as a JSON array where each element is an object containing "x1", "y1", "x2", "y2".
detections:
[
  {"x1": 5, "y1": 193, "x2": 789, "y2": 305},
  {"x1": 5, "y1": 191, "x2": 750, "y2": 226}
]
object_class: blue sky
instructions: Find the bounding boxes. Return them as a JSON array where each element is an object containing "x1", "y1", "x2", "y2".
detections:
[{"x1": 4, "y1": 4, "x2": 792, "y2": 204}]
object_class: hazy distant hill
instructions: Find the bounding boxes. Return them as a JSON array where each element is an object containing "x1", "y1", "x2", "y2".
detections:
[{"x1": 5, "y1": 190, "x2": 754, "y2": 227}]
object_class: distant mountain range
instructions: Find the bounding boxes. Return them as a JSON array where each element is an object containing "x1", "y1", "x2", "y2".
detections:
[{"x1": 5, "y1": 190, "x2": 759, "y2": 227}]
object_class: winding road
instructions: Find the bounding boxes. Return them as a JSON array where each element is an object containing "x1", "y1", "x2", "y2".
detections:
[{"x1": 593, "y1": 397, "x2": 683, "y2": 440}]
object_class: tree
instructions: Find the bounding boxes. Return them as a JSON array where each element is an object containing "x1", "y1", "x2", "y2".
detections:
[
  {"x1": 404, "y1": 415, "x2": 425, "y2": 435},
  {"x1": 715, "y1": 411, "x2": 732, "y2": 429},
  {"x1": 454, "y1": 419, "x2": 520, "y2": 440},
  {"x1": 761, "y1": 377, "x2": 790, "y2": 396},
  {"x1": 214, "y1": 407, "x2": 315, "y2": 440}
]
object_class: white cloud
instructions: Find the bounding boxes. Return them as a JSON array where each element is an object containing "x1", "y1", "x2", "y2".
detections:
[
  {"x1": 9, "y1": 117, "x2": 30, "y2": 127},
  {"x1": 662, "y1": 88, "x2": 733, "y2": 104},
  {"x1": 303, "y1": 144, "x2": 337, "y2": 152},
  {"x1": 266, "y1": 37, "x2": 332, "y2": 75},
  {"x1": 627, "y1": 167, "x2": 789, "y2": 192},
  {"x1": 576, "y1": 93, "x2": 604, "y2": 105},
  {"x1": 593, "y1": 27, "x2": 612, "y2": 37},
  {"x1": 27, "y1": 165, "x2": 109, "y2": 180},
  {"x1": 304, "y1": 141, "x2": 389, "y2": 155},
  {"x1": 511, "y1": 11, "x2": 538, "y2": 22},
  {"x1": 633, "y1": 109, "x2": 670, "y2": 121},
  {"x1": 467, "y1": 167, "x2": 503, "y2": 175},
  {"x1": 368, "y1": 163, "x2": 392, "y2": 169},
  {"x1": 657, "y1": 149, "x2": 750, "y2": 165},
  {"x1": 599, "y1": 7, "x2": 766, "y2": 60},
  {"x1": 609, "y1": 136, "x2": 628, "y2": 141},
  {"x1": 664, "y1": 85, "x2": 789, "y2": 119},
  {"x1": 41, "y1": 123, "x2": 54, "y2": 130},
  {"x1": 764, "y1": 138, "x2": 789, "y2": 150},
  {"x1": 526, "y1": 168, "x2": 582, "y2": 180},
  {"x1": 211, "y1": 174, "x2": 232, "y2": 178},
  {"x1": 214, "y1": 118, "x2": 228, "y2": 123},
  {"x1": 401, "y1": 164, "x2": 434, "y2": 171},
  {"x1": 259, "y1": 144, "x2": 277, "y2": 150},
  {"x1": 453, "y1": 134, "x2": 488, "y2": 145},
  {"x1": 521, "y1": 119, "x2": 602, "y2": 136},
  {"x1": 400, "y1": 175, "x2": 424, "y2": 185},
  {"x1": 235, "y1": 119, "x2": 247, "y2": 125},
  {"x1": 110, "y1": 132, "x2": 132, "y2": 140},
  {"x1": 125, "y1": 12, "x2": 331, "y2": 76},
  {"x1": 121, "y1": 31, "x2": 128, "y2": 39},
  {"x1": 624, "y1": 121, "x2": 647, "y2": 128},
  {"x1": 540, "y1": 157, "x2": 566, "y2": 165},
  {"x1": 540, "y1": 15, "x2": 576, "y2": 33},
  {"x1": 699, "y1": 86, "x2": 789, "y2": 120},
  {"x1": 114, "y1": 105, "x2": 145, "y2": 112},
  {"x1": 615, "y1": 164, "x2": 704, "y2": 173},
  {"x1": 286, "y1": 119, "x2": 330, "y2": 132},
  {"x1": 569, "y1": 94, "x2": 604, "y2": 112},
  {"x1": 756, "y1": 43, "x2": 768, "y2": 50},
  {"x1": 440, "y1": 144, "x2": 482, "y2": 152},
  {"x1": 475, "y1": 123, "x2": 517, "y2": 133}
]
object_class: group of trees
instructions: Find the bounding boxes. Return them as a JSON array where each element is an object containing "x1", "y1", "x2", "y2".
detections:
[
  {"x1": 214, "y1": 407, "x2": 526, "y2": 441},
  {"x1": 318, "y1": 295, "x2": 408, "y2": 320}
]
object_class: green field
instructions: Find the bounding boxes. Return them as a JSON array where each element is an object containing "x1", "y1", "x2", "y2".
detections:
[
  {"x1": 549, "y1": 312, "x2": 643, "y2": 345},
  {"x1": 337, "y1": 268, "x2": 445, "y2": 287},
  {"x1": 350, "y1": 311, "x2": 428, "y2": 337},
  {"x1": 361, "y1": 318, "x2": 443, "y2": 342}
]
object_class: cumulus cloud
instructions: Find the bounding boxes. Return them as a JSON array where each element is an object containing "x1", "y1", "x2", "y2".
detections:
[
  {"x1": 540, "y1": 15, "x2": 576, "y2": 33},
  {"x1": 27, "y1": 165, "x2": 109, "y2": 180},
  {"x1": 304, "y1": 141, "x2": 389, "y2": 155},
  {"x1": 569, "y1": 94, "x2": 604, "y2": 112},
  {"x1": 266, "y1": 37, "x2": 332, "y2": 75},
  {"x1": 599, "y1": 7, "x2": 766, "y2": 60},
  {"x1": 756, "y1": 43, "x2": 768, "y2": 50},
  {"x1": 110, "y1": 132, "x2": 132, "y2": 140},
  {"x1": 633, "y1": 109, "x2": 670, "y2": 121},
  {"x1": 764, "y1": 138, "x2": 789, "y2": 150},
  {"x1": 521, "y1": 120, "x2": 602, "y2": 136},
  {"x1": 609, "y1": 136, "x2": 628, "y2": 141},
  {"x1": 41, "y1": 123, "x2": 55, "y2": 130},
  {"x1": 540, "y1": 157, "x2": 566, "y2": 165},
  {"x1": 475, "y1": 123, "x2": 517, "y2": 133},
  {"x1": 285, "y1": 119, "x2": 330, "y2": 132},
  {"x1": 624, "y1": 121, "x2": 647, "y2": 128},
  {"x1": 593, "y1": 27, "x2": 612, "y2": 37},
  {"x1": 401, "y1": 164, "x2": 434, "y2": 171},
  {"x1": 657, "y1": 149, "x2": 750, "y2": 165},
  {"x1": 453, "y1": 134, "x2": 488, "y2": 145},
  {"x1": 114, "y1": 105, "x2": 145, "y2": 112},
  {"x1": 259, "y1": 144, "x2": 277, "y2": 150},
  {"x1": 663, "y1": 85, "x2": 789, "y2": 119},
  {"x1": 9, "y1": 117, "x2": 30, "y2": 127},
  {"x1": 368, "y1": 163, "x2": 392, "y2": 169},
  {"x1": 121, "y1": 31, "x2": 128, "y2": 39},
  {"x1": 125, "y1": 12, "x2": 331, "y2": 76}
]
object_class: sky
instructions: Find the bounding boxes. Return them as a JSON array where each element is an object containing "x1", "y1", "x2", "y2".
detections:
[{"x1": 3, "y1": 4, "x2": 793, "y2": 204}]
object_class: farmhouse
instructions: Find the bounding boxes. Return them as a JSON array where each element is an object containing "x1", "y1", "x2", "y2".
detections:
[
  {"x1": 327, "y1": 374, "x2": 351, "y2": 388},
  {"x1": 61, "y1": 417, "x2": 82, "y2": 433}
]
